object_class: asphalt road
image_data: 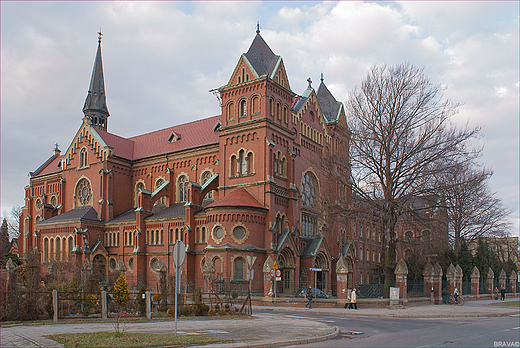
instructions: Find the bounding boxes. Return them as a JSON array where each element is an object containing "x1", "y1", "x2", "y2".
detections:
[{"x1": 261, "y1": 310, "x2": 519, "y2": 348}]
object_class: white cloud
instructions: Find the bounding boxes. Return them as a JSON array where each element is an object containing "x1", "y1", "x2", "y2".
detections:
[{"x1": 1, "y1": 1, "x2": 518, "y2": 237}]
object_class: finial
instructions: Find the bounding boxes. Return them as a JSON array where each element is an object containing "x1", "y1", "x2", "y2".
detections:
[
  {"x1": 97, "y1": 29, "x2": 103, "y2": 43},
  {"x1": 54, "y1": 143, "x2": 59, "y2": 150},
  {"x1": 307, "y1": 77, "x2": 312, "y2": 88},
  {"x1": 256, "y1": 22, "x2": 261, "y2": 34},
  {"x1": 320, "y1": 72, "x2": 324, "y2": 83}
]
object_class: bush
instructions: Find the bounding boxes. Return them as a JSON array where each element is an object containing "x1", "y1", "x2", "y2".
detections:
[
  {"x1": 167, "y1": 307, "x2": 175, "y2": 316},
  {"x1": 208, "y1": 309, "x2": 216, "y2": 316},
  {"x1": 194, "y1": 302, "x2": 209, "y2": 316},
  {"x1": 179, "y1": 305, "x2": 194, "y2": 316},
  {"x1": 137, "y1": 285, "x2": 147, "y2": 317},
  {"x1": 152, "y1": 293, "x2": 162, "y2": 302},
  {"x1": 214, "y1": 304, "x2": 220, "y2": 311}
]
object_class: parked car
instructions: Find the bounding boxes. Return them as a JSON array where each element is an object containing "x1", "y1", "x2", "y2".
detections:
[{"x1": 296, "y1": 287, "x2": 329, "y2": 299}]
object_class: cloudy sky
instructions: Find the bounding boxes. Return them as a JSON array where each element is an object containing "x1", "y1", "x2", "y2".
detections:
[{"x1": 1, "y1": 1, "x2": 518, "y2": 236}]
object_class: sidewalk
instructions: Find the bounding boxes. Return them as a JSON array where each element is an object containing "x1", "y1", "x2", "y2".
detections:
[{"x1": 1, "y1": 300, "x2": 517, "y2": 348}]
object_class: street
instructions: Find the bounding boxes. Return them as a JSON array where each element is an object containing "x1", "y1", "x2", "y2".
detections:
[{"x1": 254, "y1": 308, "x2": 519, "y2": 348}]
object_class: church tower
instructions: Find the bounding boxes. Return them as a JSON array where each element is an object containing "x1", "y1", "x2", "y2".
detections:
[{"x1": 83, "y1": 31, "x2": 109, "y2": 131}]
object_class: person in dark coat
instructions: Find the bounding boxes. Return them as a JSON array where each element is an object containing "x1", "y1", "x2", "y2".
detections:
[
  {"x1": 305, "y1": 286, "x2": 313, "y2": 309},
  {"x1": 500, "y1": 286, "x2": 506, "y2": 301}
]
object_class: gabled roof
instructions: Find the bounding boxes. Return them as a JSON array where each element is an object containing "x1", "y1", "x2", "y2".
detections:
[
  {"x1": 31, "y1": 154, "x2": 62, "y2": 177},
  {"x1": 244, "y1": 33, "x2": 279, "y2": 77},
  {"x1": 205, "y1": 187, "x2": 267, "y2": 210},
  {"x1": 300, "y1": 234, "x2": 324, "y2": 257},
  {"x1": 127, "y1": 115, "x2": 221, "y2": 160},
  {"x1": 94, "y1": 115, "x2": 221, "y2": 161},
  {"x1": 36, "y1": 206, "x2": 98, "y2": 225},
  {"x1": 316, "y1": 80, "x2": 343, "y2": 123}
]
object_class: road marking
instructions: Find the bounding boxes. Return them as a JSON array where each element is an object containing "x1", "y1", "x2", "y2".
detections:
[
  {"x1": 285, "y1": 315, "x2": 310, "y2": 319},
  {"x1": 319, "y1": 319, "x2": 336, "y2": 323}
]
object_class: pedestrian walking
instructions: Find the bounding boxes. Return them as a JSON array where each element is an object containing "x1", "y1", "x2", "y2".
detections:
[
  {"x1": 494, "y1": 287, "x2": 499, "y2": 300},
  {"x1": 344, "y1": 288, "x2": 352, "y2": 309},
  {"x1": 305, "y1": 286, "x2": 313, "y2": 309},
  {"x1": 350, "y1": 288, "x2": 358, "y2": 309},
  {"x1": 500, "y1": 286, "x2": 506, "y2": 301}
]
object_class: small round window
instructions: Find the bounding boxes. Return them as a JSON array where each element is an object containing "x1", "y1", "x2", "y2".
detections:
[
  {"x1": 50, "y1": 196, "x2": 57, "y2": 207},
  {"x1": 35, "y1": 199, "x2": 42, "y2": 210},
  {"x1": 233, "y1": 226, "x2": 245, "y2": 240}
]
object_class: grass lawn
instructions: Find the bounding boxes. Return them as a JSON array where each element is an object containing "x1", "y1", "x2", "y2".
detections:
[
  {"x1": 489, "y1": 300, "x2": 519, "y2": 307},
  {"x1": 48, "y1": 331, "x2": 233, "y2": 348}
]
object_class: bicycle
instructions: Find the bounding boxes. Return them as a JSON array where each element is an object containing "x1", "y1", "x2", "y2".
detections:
[{"x1": 449, "y1": 294, "x2": 465, "y2": 305}]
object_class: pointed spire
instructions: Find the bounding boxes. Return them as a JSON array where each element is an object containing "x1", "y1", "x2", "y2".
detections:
[
  {"x1": 256, "y1": 21, "x2": 261, "y2": 34},
  {"x1": 83, "y1": 30, "x2": 109, "y2": 131}
]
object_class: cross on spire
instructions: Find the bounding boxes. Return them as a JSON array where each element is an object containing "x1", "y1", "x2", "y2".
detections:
[
  {"x1": 256, "y1": 22, "x2": 261, "y2": 34},
  {"x1": 320, "y1": 72, "x2": 324, "y2": 82},
  {"x1": 307, "y1": 77, "x2": 312, "y2": 88},
  {"x1": 97, "y1": 29, "x2": 103, "y2": 43}
]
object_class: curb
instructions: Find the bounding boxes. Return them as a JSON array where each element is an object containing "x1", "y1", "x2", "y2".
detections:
[{"x1": 230, "y1": 325, "x2": 340, "y2": 348}]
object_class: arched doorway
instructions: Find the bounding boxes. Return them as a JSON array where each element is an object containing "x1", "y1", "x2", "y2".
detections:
[
  {"x1": 278, "y1": 248, "x2": 295, "y2": 295},
  {"x1": 315, "y1": 253, "x2": 328, "y2": 292}
]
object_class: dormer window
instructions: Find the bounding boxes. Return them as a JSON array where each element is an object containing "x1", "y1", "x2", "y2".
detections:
[{"x1": 168, "y1": 130, "x2": 181, "y2": 143}]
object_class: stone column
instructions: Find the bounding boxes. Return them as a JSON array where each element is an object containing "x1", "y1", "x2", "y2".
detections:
[
  {"x1": 101, "y1": 290, "x2": 107, "y2": 319},
  {"x1": 423, "y1": 262, "x2": 434, "y2": 304},
  {"x1": 486, "y1": 267, "x2": 495, "y2": 295},
  {"x1": 146, "y1": 291, "x2": 151, "y2": 319},
  {"x1": 470, "y1": 266, "x2": 480, "y2": 295},
  {"x1": 455, "y1": 264, "x2": 463, "y2": 292},
  {"x1": 433, "y1": 262, "x2": 443, "y2": 304},
  {"x1": 52, "y1": 289, "x2": 58, "y2": 323},
  {"x1": 262, "y1": 256, "x2": 274, "y2": 297},
  {"x1": 498, "y1": 269, "x2": 507, "y2": 293},
  {"x1": 394, "y1": 258, "x2": 408, "y2": 301},
  {"x1": 509, "y1": 271, "x2": 517, "y2": 295},
  {"x1": 446, "y1": 263, "x2": 456, "y2": 297},
  {"x1": 336, "y1": 257, "x2": 349, "y2": 300}
]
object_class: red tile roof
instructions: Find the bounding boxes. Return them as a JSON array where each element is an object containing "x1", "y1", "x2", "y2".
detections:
[
  {"x1": 35, "y1": 155, "x2": 62, "y2": 177},
  {"x1": 206, "y1": 187, "x2": 267, "y2": 210},
  {"x1": 96, "y1": 115, "x2": 221, "y2": 161}
]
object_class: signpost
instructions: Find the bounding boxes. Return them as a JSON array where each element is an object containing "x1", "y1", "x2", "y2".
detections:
[
  {"x1": 272, "y1": 261, "x2": 279, "y2": 300},
  {"x1": 172, "y1": 240, "x2": 186, "y2": 337},
  {"x1": 309, "y1": 268, "x2": 322, "y2": 308},
  {"x1": 245, "y1": 255, "x2": 256, "y2": 315}
]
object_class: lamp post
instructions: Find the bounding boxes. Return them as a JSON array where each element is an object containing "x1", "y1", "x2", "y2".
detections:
[{"x1": 74, "y1": 228, "x2": 90, "y2": 313}]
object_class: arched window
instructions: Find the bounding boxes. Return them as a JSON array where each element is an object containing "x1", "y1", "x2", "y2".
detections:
[
  {"x1": 201, "y1": 171, "x2": 213, "y2": 200},
  {"x1": 240, "y1": 99, "x2": 247, "y2": 117},
  {"x1": 269, "y1": 98, "x2": 274, "y2": 116},
  {"x1": 276, "y1": 102, "x2": 281, "y2": 120},
  {"x1": 201, "y1": 226, "x2": 206, "y2": 243},
  {"x1": 238, "y1": 150, "x2": 247, "y2": 175},
  {"x1": 405, "y1": 231, "x2": 414, "y2": 242},
  {"x1": 252, "y1": 96, "x2": 260, "y2": 114},
  {"x1": 154, "y1": 179, "x2": 166, "y2": 206},
  {"x1": 302, "y1": 172, "x2": 318, "y2": 208},
  {"x1": 283, "y1": 106, "x2": 288, "y2": 123},
  {"x1": 55, "y1": 237, "x2": 61, "y2": 260},
  {"x1": 135, "y1": 182, "x2": 145, "y2": 208},
  {"x1": 79, "y1": 148, "x2": 88, "y2": 168},
  {"x1": 43, "y1": 238, "x2": 49, "y2": 262},
  {"x1": 76, "y1": 178, "x2": 92, "y2": 207},
  {"x1": 227, "y1": 102, "x2": 235, "y2": 120},
  {"x1": 234, "y1": 257, "x2": 245, "y2": 280},
  {"x1": 279, "y1": 157, "x2": 285, "y2": 177},
  {"x1": 68, "y1": 236, "x2": 73, "y2": 259},
  {"x1": 178, "y1": 176, "x2": 188, "y2": 202},
  {"x1": 422, "y1": 230, "x2": 431, "y2": 241}
]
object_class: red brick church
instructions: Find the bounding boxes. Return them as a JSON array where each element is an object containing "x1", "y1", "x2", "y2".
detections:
[{"x1": 18, "y1": 29, "x2": 447, "y2": 295}]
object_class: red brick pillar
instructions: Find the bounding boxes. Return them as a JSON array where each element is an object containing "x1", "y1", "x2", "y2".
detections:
[
  {"x1": 509, "y1": 271, "x2": 517, "y2": 295},
  {"x1": 446, "y1": 263, "x2": 456, "y2": 297},
  {"x1": 394, "y1": 258, "x2": 408, "y2": 301},
  {"x1": 336, "y1": 257, "x2": 349, "y2": 300},
  {"x1": 433, "y1": 262, "x2": 443, "y2": 305},
  {"x1": 423, "y1": 262, "x2": 434, "y2": 304},
  {"x1": 262, "y1": 256, "x2": 274, "y2": 297},
  {"x1": 455, "y1": 264, "x2": 463, "y2": 292},
  {"x1": 486, "y1": 267, "x2": 495, "y2": 295},
  {"x1": 470, "y1": 266, "x2": 480, "y2": 295},
  {"x1": 499, "y1": 269, "x2": 507, "y2": 294}
]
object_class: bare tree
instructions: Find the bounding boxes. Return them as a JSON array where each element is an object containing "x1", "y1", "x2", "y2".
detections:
[
  {"x1": 439, "y1": 161, "x2": 512, "y2": 251},
  {"x1": 327, "y1": 62, "x2": 481, "y2": 296}
]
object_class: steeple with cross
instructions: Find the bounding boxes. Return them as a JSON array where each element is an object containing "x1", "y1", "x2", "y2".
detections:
[{"x1": 83, "y1": 30, "x2": 109, "y2": 131}]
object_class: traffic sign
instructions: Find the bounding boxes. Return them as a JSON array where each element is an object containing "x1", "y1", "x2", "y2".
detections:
[
  {"x1": 272, "y1": 261, "x2": 278, "y2": 269},
  {"x1": 173, "y1": 241, "x2": 186, "y2": 267},
  {"x1": 309, "y1": 267, "x2": 322, "y2": 272},
  {"x1": 275, "y1": 269, "x2": 281, "y2": 277},
  {"x1": 270, "y1": 269, "x2": 275, "y2": 277}
]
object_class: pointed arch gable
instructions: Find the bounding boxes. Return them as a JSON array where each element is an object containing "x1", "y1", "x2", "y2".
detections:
[{"x1": 227, "y1": 55, "x2": 259, "y2": 86}]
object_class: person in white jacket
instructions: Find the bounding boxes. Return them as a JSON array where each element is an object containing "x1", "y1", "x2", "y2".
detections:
[{"x1": 350, "y1": 288, "x2": 358, "y2": 309}]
